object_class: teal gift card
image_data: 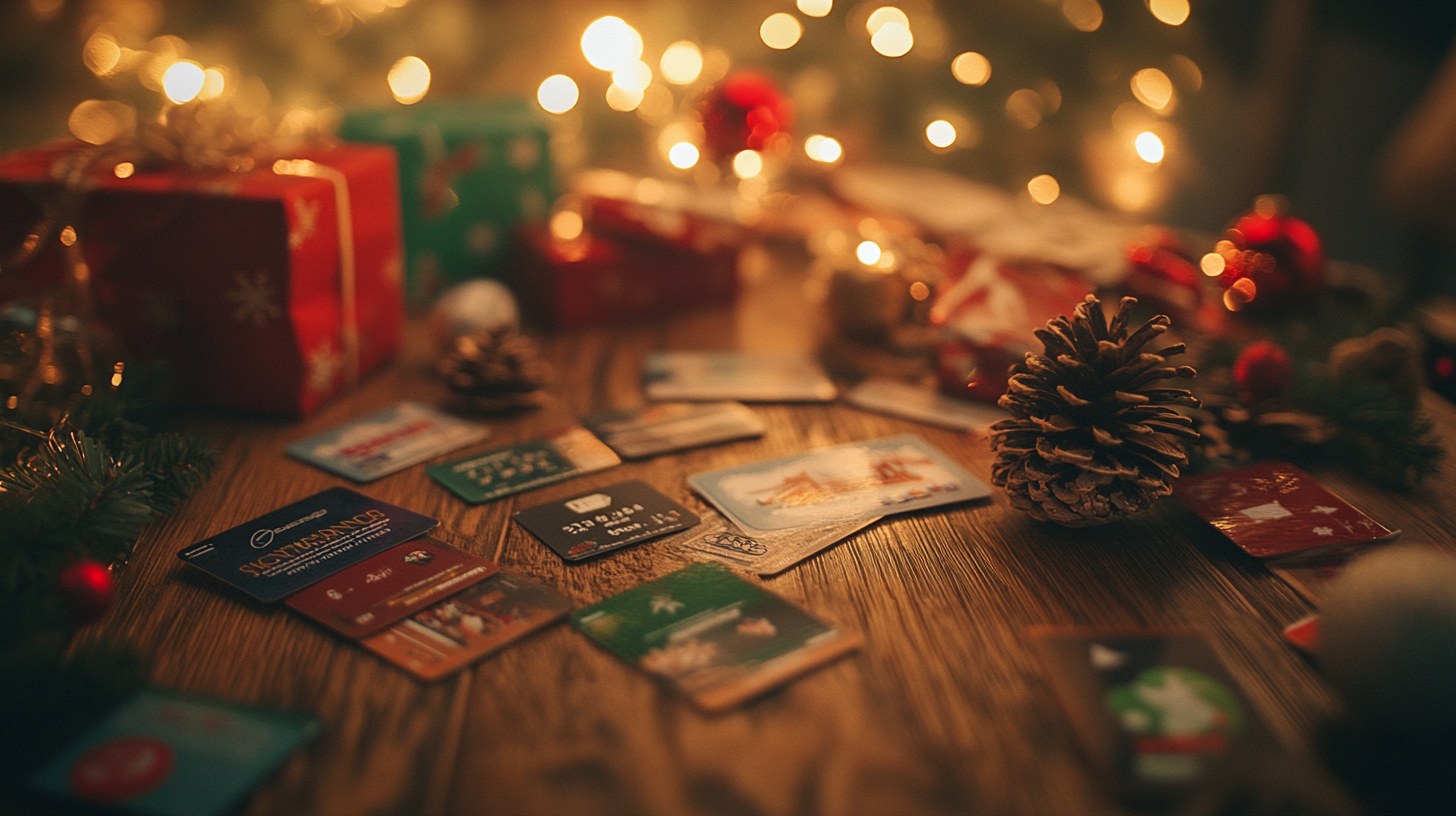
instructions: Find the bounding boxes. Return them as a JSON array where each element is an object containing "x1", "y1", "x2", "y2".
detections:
[{"x1": 31, "y1": 689, "x2": 318, "y2": 816}]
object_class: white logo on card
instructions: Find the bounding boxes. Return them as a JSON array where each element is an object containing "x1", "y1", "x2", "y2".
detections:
[
  {"x1": 1089, "y1": 643, "x2": 1127, "y2": 670},
  {"x1": 250, "y1": 529, "x2": 275, "y2": 548},
  {"x1": 565, "y1": 494, "x2": 613, "y2": 514},
  {"x1": 1240, "y1": 501, "x2": 1293, "y2": 521}
]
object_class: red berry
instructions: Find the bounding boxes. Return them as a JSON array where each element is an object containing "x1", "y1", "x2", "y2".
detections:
[
  {"x1": 1233, "y1": 340, "x2": 1293, "y2": 402},
  {"x1": 58, "y1": 559, "x2": 116, "y2": 624}
]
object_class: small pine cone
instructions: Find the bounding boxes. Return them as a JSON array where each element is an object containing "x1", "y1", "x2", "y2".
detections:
[
  {"x1": 438, "y1": 329, "x2": 552, "y2": 413},
  {"x1": 988, "y1": 294, "x2": 1200, "y2": 527}
]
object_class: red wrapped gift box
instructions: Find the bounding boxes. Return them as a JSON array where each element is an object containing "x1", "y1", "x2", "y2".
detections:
[
  {"x1": 512, "y1": 223, "x2": 738, "y2": 329},
  {"x1": 0, "y1": 141, "x2": 404, "y2": 416}
]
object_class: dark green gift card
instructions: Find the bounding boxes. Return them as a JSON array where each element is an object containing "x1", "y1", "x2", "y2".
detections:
[{"x1": 427, "y1": 425, "x2": 619, "y2": 504}]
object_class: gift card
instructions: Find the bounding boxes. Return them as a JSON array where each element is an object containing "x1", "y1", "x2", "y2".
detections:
[
  {"x1": 426, "y1": 425, "x2": 620, "y2": 504},
  {"x1": 286, "y1": 401, "x2": 490, "y2": 483},
  {"x1": 285, "y1": 537, "x2": 497, "y2": 639},
  {"x1": 844, "y1": 379, "x2": 1013, "y2": 432},
  {"x1": 30, "y1": 689, "x2": 317, "y2": 816},
  {"x1": 177, "y1": 488, "x2": 438, "y2": 603},
  {"x1": 661, "y1": 501, "x2": 875, "y2": 576},
  {"x1": 514, "y1": 480, "x2": 699, "y2": 561},
  {"x1": 582, "y1": 401, "x2": 766, "y2": 460},
  {"x1": 688, "y1": 434, "x2": 991, "y2": 531},
  {"x1": 1029, "y1": 627, "x2": 1273, "y2": 803},
  {"x1": 572, "y1": 562, "x2": 861, "y2": 712},
  {"x1": 1174, "y1": 462, "x2": 1398, "y2": 562},
  {"x1": 360, "y1": 571, "x2": 572, "y2": 681},
  {"x1": 643, "y1": 351, "x2": 837, "y2": 402}
]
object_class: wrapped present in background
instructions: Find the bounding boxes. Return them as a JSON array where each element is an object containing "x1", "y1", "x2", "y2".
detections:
[
  {"x1": 509, "y1": 170, "x2": 742, "y2": 328},
  {"x1": 0, "y1": 141, "x2": 404, "y2": 416},
  {"x1": 340, "y1": 99, "x2": 554, "y2": 306}
]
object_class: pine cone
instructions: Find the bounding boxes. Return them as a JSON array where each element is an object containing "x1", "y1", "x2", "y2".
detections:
[
  {"x1": 438, "y1": 329, "x2": 552, "y2": 414},
  {"x1": 989, "y1": 295, "x2": 1200, "y2": 527}
]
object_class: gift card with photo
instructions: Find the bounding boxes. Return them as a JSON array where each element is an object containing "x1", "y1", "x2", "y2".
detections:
[
  {"x1": 643, "y1": 352, "x2": 837, "y2": 402},
  {"x1": 514, "y1": 480, "x2": 699, "y2": 562},
  {"x1": 1029, "y1": 627, "x2": 1274, "y2": 803},
  {"x1": 1174, "y1": 461, "x2": 1398, "y2": 562},
  {"x1": 661, "y1": 501, "x2": 875, "y2": 576},
  {"x1": 360, "y1": 571, "x2": 572, "y2": 681},
  {"x1": 177, "y1": 488, "x2": 438, "y2": 603},
  {"x1": 285, "y1": 537, "x2": 497, "y2": 639},
  {"x1": 31, "y1": 688, "x2": 318, "y2": 816},
  {"x1": 287, "y1": 401, "x2": 490, "y2": 482},
  {"x1": 844, "y1": 379, "x2": 1013, "y2": 432},
  {"x1": 427, "y1": 425, "x2": 620, "y2": 504},
  {"x1": 582, "y1": 401, "x2": 766, "y2": 459},
  {"x1": 572, "y1": 562, "x2": 861, "y2": 712},
  {"x1": 688, "y1": 434, "x2": 991, "y2": 531}
]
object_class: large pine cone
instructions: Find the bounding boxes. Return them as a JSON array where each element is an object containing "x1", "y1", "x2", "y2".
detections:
[{"x1": 989, "y1": 294, "x2": 1199, "y2": 526}]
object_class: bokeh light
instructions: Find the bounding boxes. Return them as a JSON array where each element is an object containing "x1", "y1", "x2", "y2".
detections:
[
  {"x1": 605, "y1": 83, "x2": 644, "y2": 111},
  {"x1": 113, "y1": 162, "x2": 134, "y2": 179},
  {"x1": 798, "y1": 0, "x2": 833, "y2": 17},
  {"x1": 550, "y1": 210, "x2": 584, "y2": 242},
  {"x1": 760, "y1": 13, "x2": 803, "y2": 50},
  {"x1": 68, "y1": 99, "x2": 135, "y2": 145},
  {"x1": 1148, "y1": 0, "x2": 1190, "y2": 26},
  {"x1": 537, "y1": 75, "x2": 579, "y2": 114},
  {"x1": 660, "y1": 41, "x2": 703, "y2": 85},
  {"x1": 805, "y1": 134, "x2": 843, "y2": 162},
  {"x1": 871, "y1": 22, "x2": 913, "y2": 57},
  {"x1": 581, "y1": 16, "x2": 643, "y2": 72},
  {"x1": 199, "y1": 68, "x2": 226, "y2": 100},
  {"x1": 1134, "y1": 131, "x2": 1165, "y2": 163},
  {"x1": 856, "y1": 240, "x2": 883, "y2": 265},
  {"x1": 1006, "y1": 89, "x2": 1045, "y2": 129},
  {"x1": 612, "y1": 60, "x2": 652, "y2": 93},
  {"x1": 1062, "y1": 0, "x2": 1103, "y2": 32},
  {"x1": 733, "y1": 149, "x2": 764, "y2": 179},
  {"x1": 926, "y1": 119, "x2": 956, "y2": 148},
  {"x1": 668, "y1": 142, "x2": 700, "y2": 169},
  {"x1": 951, "y1": 52, "x2": 991, "y2": 86},
  {"x1": 1200, "y1": 253, "x2": 1225, "y2": 277},
  {"x1": 1028, "y1": 174, "x2": 1061, "y2": 204},
  {"x1": 1131, "y1": 68, "x2": 1174, "y2": 111},
  {"x1": 866, "y1": 7, "x2": 910, "y2": 34},
  {"x1": 162, "y1": 60, "x2": 206, "y2": 104},
  {"x1": 387, "y1": 56, "x2": 431, "y2": 104},
  {"x1": 83, "y1": 33, "x2": 121, "y2": 76}
]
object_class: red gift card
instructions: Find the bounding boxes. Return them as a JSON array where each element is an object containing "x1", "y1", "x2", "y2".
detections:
[{"x1": 1173, "y1": 462, "x2": 1397, "y2": 562}]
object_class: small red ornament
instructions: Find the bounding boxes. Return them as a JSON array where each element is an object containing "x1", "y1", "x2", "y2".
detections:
[
  {"x1": 1233, "y1": 340, "x2": 1293, "y2": 403},
  {"x1": 697, "y1": 70, "x2": 793, "y2": 162},
  {"x1": 58, "y1": 559, "x2": 117, "y2": 624},
  {"x1": 1212, "y1": 195, "x2": 1324, "y2": 313},
  {"x1": 1125, "y1": 228, "x2": 1202, "y2": 318}
]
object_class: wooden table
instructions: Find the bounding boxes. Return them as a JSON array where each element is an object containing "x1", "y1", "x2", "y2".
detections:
[{"x1": 69, "y1": 249, "x2": 1456, "y2": 816}]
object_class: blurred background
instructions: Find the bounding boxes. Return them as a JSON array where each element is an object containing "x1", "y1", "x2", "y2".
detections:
[{"x1": 2, "y1": 0, "x2": 1455, "y2": 293}]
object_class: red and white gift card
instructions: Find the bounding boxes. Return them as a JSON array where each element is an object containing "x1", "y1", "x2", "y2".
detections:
[{"x1": 1173, "y1": 461, "x2": 1398, "y2": 563}]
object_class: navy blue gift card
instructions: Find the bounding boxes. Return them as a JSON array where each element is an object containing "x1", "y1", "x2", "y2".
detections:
[{"x1": 177, "y1": 488, "x2": 438, "y2": 603}]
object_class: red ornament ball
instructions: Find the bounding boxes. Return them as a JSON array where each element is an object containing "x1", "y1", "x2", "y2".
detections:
[
  {"x1": 1233, "y1": 340, "x2": 1293, "y2": 402},
  {"x1": 1212, "y1": 196, "x2": 1324, "y2": 313},
  {"x1": 697, "y1": 70, "x2": 793, "y2": 162},
  {"x1": 58, "y1": 559, "x2": 116, "y2": 624}
]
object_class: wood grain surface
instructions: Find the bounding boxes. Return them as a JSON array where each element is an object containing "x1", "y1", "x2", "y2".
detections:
[{"x1": 63, "y1": 250, "x2": 1456, "y2": 816}]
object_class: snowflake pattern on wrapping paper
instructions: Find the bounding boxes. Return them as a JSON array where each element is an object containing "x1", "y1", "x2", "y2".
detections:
[
  {"x1": 306, "y1": 338, "x2": 342, "y2": 396},
  {"x1": 225, "y1": 271, "x2": 282, "y2": 326},
  {"x1": 289, "y1": 197, "x2": 321, "y2": 249}
]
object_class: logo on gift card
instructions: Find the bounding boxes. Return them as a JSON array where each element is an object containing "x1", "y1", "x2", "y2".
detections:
[
  {"x1": 566, "y1": 494, "x2": 613, "y2": 514},
  {"x1": 250, "y1": 529, "x2": 274, "y2": 549}
]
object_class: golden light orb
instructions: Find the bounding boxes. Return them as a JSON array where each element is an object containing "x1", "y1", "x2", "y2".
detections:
[
  {"x1": 537, "y1": 75, "x2": 579, "y2": 114},
  {"x1": 798, "y1": 0, "x2": 833, "y2": 17},
  {"x1": 1148, "y1": 0, "x2": 1190, "y2": 26},
  {"x1": 1200, "y1": 253, "x2": 1225, "y2": 277},
  {"x1": 605, "y1": 83, "x2": 645, "y2": 112},
  {"x1": 732, "y1": 150, "x2": 764, "y2": 179},
  {"x1": 1027, "y1": 174, "x2": 1061, "y2": 204},
  {"x1": 856, "y1": 240, "x2": 883, "y2": 265},
  {"x1": 1062, "y1": 0, "x2": 1103, "y2": 31},
  {"x1": 1131, "y1": 67, "x2": 1174, "y2": 111},
  {"x1": 68, "y1": 99, "x2": 134, "y2": 145},
  {"x1": 668, "y1": 142, "x2": 700, "y2": 169},
  {"x1": 162, "y1": 60, "x2": 206, "y2": 104},
  {"x1": 388, "y1": 56, "x2": 431, "y2": 105},
  {"x1": 199, "y1": 68, "x2": 226, "y2": 100},
  {"x1": 926, "y1": 119, "x2": 956, "y2": 148},
  {"x1": 866, "y1": 6, "x2": 910, "y2": 34},
  {"x1": 83, "y1": 33, "x2": 121, "y2": 76},
  {"x1": 951, "y1": 52, "x2": 991, "y2": 86},
  {"x1": 660, "y1": 42, "x2": 703, "y2": 85},
  {"x1": 581, "y1": 16, "x2": 643, "y2": 72},
  {"x1": 805, "y1": 134, "x2": 843, "y2": 163},
  {"x1": 550, "y1": 210, "x2": 584, "y2": 242},
  {"x1": 1134, "y1": 131, "x2": 1165, "y2": 163},
  {"x1": 760, "y1": 13, "x2": 803, "y2": 50},
  {"x1": 612, "y1": 60, "x2": 653, "y2": 93},
  {"x1": 870, "y1": 21, "x2": 913, "y2": 57}
]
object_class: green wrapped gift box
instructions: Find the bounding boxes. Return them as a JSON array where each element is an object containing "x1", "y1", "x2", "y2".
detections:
[{"x1": 341, "y1": 99, "x2": 555, "y2": 305}]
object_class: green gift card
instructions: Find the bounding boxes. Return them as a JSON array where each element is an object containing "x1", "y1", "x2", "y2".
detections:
[
  {"x1": 427, "y1": 426, "x2": 619, "y2": 504},
  {"x1": 572, "y1": 562, "x2": 861, "y2": 711}
]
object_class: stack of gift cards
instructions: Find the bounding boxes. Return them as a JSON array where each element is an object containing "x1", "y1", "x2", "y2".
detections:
[
  {"x1": 428, "y1": 425, "x2": 620, "y2": 504},
  {"x1": 643, "y1": 351, "x2": 838, "y2": 402},
  {"x1": 287, "y1": 402, "x2": 490, "y2": 483},
  {"x1": 573, "y1": 562, "x2": 861, "y2": 711},
  {"x1": 177, "y1": 488, "x2": 569, "y2": 680},
  {"x1": 1030, "y1": 627, "x2": 1275, "y2": 804},
  {"x1": 1173, "y1": 461, "x2": 1399, "y2": 603},
  {"x1": 31, "y1": 688, "x2": 317, "y2": 816}
]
